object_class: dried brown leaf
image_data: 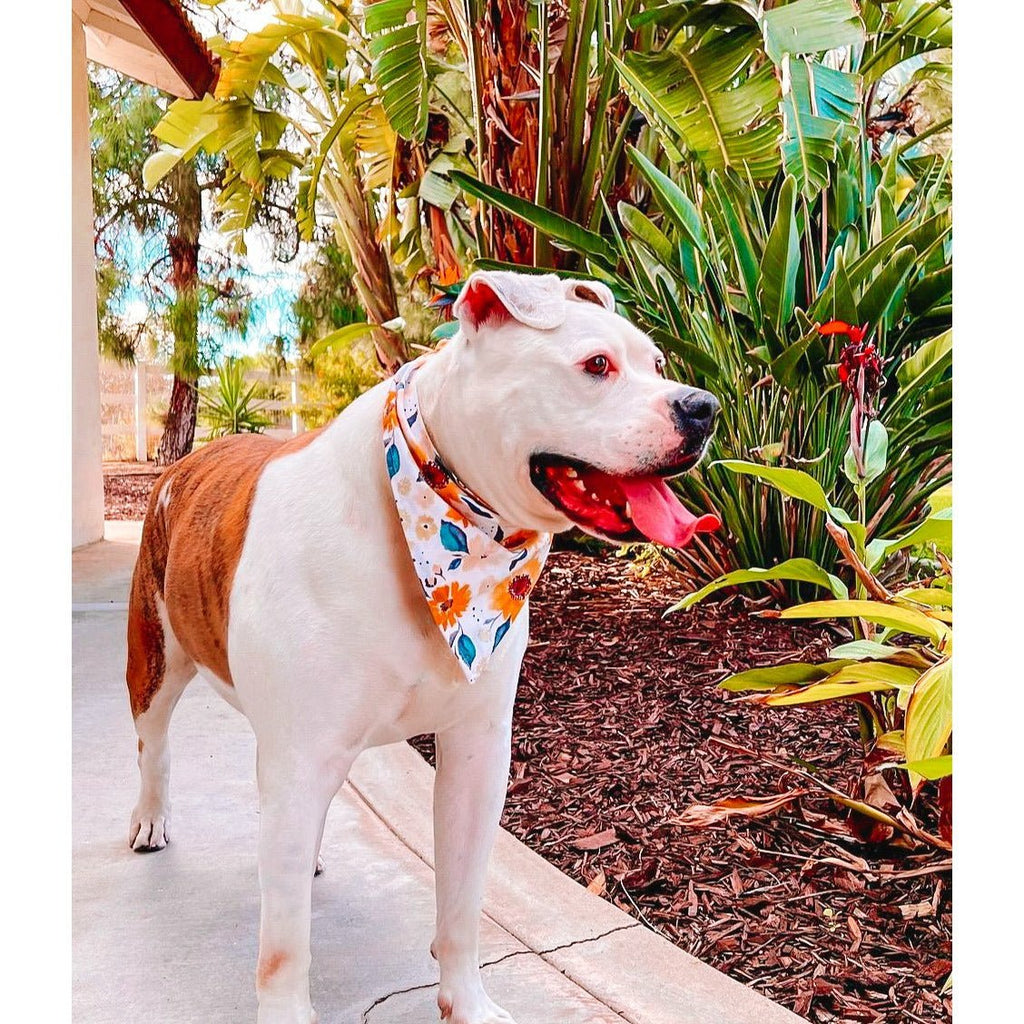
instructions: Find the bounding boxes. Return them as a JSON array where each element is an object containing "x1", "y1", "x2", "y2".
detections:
[
  {"x1": 571, "y1": 827, "x2": 618, "y2": 851},
  {"x1": 672, "y1": 791, "x2": 805, "y2": 827}
]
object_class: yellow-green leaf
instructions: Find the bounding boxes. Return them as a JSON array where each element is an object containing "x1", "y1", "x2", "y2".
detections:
[
  {"x1": 779, "y1": 600, "x2": 950, "y2": 646},
  {"x1": 900, "y1": 755, "x2": 952, "y2": 781},
  {"x1": 762, "y1": 677, "x2": 895, "y2": 706},
  {"x1": 142, "y1": 148, "x2": 183, "y2": 192},
  {"x1": 904, "y1": 659, "x2": 952, "y2": 766}
]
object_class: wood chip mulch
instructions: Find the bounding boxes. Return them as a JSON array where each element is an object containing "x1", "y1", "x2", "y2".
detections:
[
  {"x1": 103, "y1": 466, "x2": 951, "y2": 1023},
  {"x1": 413, "y1": 552, "x2": 952, "y2": 1024},
  {"x1": 103, "y1": 463, "x2": 163, "y2": 520}
]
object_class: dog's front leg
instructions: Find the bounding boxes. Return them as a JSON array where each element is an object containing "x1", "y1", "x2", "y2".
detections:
[
  {"x1": 432, "y1": 709, "x2": 518, "y2": 1024},
  {"x1": 254, "y1": 750, "x2": 346, "y2": 1024}
]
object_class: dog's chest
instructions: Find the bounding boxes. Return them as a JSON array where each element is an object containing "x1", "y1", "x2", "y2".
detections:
[{"x1": 225, "y1": 420, "x2": 527, "y2": 742}]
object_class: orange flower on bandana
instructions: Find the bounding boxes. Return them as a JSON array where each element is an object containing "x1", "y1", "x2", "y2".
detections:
[
  {"x1": 491, "y1": 559, "x2": 541, "y2": 619},
  {"x1": 429, "y1": 581, "x2": 472, "y2": 629},
  {"x1": 383, "y1": 392, "x2": 401, "y2": 432}
]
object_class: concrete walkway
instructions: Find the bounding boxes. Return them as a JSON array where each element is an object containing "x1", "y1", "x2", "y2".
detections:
[{"x1": 73, "y1": 522, "x2": 804, "y2": 1024}]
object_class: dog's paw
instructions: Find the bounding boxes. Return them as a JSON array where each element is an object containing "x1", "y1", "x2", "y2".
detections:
[
  {"x1": 129, "y1": 808, "x2": 169, "y2": 852},
  {"x1": 437, "y1": 991, "x2": 517, "y2": 1024},
  {"x1": 256, "y1": 999, "x2": 317, "y2": 1024}
]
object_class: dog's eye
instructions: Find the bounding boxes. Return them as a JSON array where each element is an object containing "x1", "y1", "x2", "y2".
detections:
[
  {"x1": 655, "y1": 356, "x2": 667, "y2": 377},
  {"x1": 583, "y1": 354, "x2": 613, "y2": 377}
]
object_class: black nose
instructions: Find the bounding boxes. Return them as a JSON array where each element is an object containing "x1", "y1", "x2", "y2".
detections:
[{"x1": 670, "y1": 387, "x2": 720, "y2": 436}]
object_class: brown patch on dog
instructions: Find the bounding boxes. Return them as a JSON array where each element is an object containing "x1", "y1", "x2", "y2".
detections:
[
  {"x1": 126, "y1": 430, "x2": 324, "y2": 716},
  {"x1": 256, "y1": 949, "x2": 288, "y2": 989}
]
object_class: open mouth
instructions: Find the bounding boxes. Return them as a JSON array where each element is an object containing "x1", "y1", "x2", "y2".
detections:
[{"x1": 529, "y1": 453, "x2": 721, "y2": 548}]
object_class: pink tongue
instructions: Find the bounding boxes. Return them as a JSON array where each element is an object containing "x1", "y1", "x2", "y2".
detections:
[{"x1": 619, "y1": 476, "x2": 721, "y2": 548}]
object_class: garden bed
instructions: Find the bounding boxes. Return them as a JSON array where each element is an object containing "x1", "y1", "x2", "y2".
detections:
[
  {"x1": 104, "y1": 465, "x2": 951, "y2": 1023},
  {"x1": 103, "y1": 462, "x2": 163, "y2": 520},
  {"x1": 415, "y1": 553, "x2": 952, "y2": 1024}
]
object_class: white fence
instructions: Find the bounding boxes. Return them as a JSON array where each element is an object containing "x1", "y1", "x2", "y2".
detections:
[{"x1": 99, "y1": 360, "x2": 311, "y2": 462}]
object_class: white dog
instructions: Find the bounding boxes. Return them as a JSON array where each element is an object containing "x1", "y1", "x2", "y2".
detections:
[{"x1": 125, "y1": 271, "x2": 720, "y2": 1024}]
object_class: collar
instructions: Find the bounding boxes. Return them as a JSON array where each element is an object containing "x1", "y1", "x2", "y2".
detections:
[{"x1": 384, "y1": 356, "x2": 552, "y2": 681}]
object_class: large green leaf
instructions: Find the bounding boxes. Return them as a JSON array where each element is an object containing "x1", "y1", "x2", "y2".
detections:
[
  {"x1": 450, "y1": 171, "x2": 618, "y2": 268},
  {"x1": 857, "y1": 244, "x2": 917, "y2": 326},
  {"x1": 619, "y1": 203, "x2": 676, "y2": 266},
  {"x1": 810, "y1": 245, "x2": 859, "y2": 325},
  {"x1": 627, "y1": 148, "x2": 708, "y2": 253},
  {"x1": 716, "y1": 459, "x2": 830, "y2": 512},
  {"x1": 829, "y1": 639, "x2": 907, "y2": 661},
  {"x1": 761, "y1": 0, "x2": 865, "y2": 64},
  {"x1": 865, "y1": 506, "x2": 952, "y2": 568},
  {"x1": 861, "y1": 0, "x2": 953, "y2": 83},
  {"x1": 709, "y1": 172, "x2": 760, "y2": 316},
  {"x1": 365, "y1": 0, "x2": 429, "y2": 143},
  {"x1": 307, "y1": 321, "x2": 378, "y2": 359},
  {"x1": 668, "y1": 557, "x2": 847, "y2": 613},
  {"x1": 213, "y1": 15, "x2": 333, "y2": 98},
  {"x1": 779, "y1": 59, "x2": 860, "y2": 198},
  {"x1": 843, "y1": 419, "x2": 888, "y2": 487},
  {"x1": 142, "y1": 149, "x2": 184, "y2": 193},
  {"x1": 612, "y1": 28, "x2": 782, "y2": 179},
  {"x1": 897, "y1": 328, "x2": 952, "y2": 388},
  {"x1": 759, "y1": 176, "x2": 800, "y2": 332}
]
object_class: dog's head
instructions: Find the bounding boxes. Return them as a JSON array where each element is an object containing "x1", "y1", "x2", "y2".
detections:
[{"x1": 433, "y1": 270, "x2": 720, "y2": 546}]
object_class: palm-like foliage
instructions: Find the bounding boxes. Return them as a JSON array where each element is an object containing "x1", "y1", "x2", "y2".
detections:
[
  {"x1": 143, "y1": 1, "x2": 481, "y2": 368},
  {"x1": 200, "y1": 359, "x2": 272, "y2": 438},
  {"x1": 450, "y1": 0, "x2": 953, "y2": 591}
]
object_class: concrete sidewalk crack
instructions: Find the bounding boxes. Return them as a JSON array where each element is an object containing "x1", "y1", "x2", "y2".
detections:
[{"x1": 360, "y1": 922, "x2": 639, "y2": 1022}]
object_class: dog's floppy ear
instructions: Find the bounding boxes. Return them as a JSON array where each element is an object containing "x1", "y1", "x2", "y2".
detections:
[
  {"x1": 453, "y1": 271, "x2": 567, "y2": 335},
  {"x1": 564, "y1": 279, "x2": 616, "y2": 312}
]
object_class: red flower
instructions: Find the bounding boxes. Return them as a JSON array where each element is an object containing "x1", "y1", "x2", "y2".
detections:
[
  {"x1": 818, "y1": 319, "x2": 867, "y2": 345},
  {"x1": 420, "y1": 460, "x2": 450, "y2": 491},
  {"x1": 819, "y1": 321, "x2": 884, "y2": 400},
  {"x1": 508, "y1": 574, "x2": 533, "y2": 600}
]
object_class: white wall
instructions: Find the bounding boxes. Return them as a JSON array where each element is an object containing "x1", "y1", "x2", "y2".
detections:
[{"x1": 72, "y1": 11, "x2": 105, "y2": 548}]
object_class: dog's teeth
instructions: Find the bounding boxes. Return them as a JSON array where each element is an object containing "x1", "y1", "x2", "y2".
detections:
[
  {"x1": 565, "y1": 468, "x2": 578, "y2": 478},
  {"x1": 590, "y1": 492, "x2": 599, "y2": 500},
  {"x1": 575, "y1": 479, "x2": 586, "y2": 491},
  {"x1": 624, "y1": 501, "x2": 632, "y2": 518}
]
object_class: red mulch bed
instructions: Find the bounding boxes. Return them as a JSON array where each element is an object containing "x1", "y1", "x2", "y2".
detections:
[
  {"x1": 105, "y1": 466, "x2": 952, "y2": 1023},
  {"x1": 103, "y1": 462, "x2": 163, "y2": 520}
]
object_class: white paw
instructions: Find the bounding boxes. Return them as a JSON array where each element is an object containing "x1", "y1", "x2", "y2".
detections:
[
  {"x1": 129, "y1": 807, "x2": 169, "y2": 851},
  {"x1": 256, "y1": 999, "x2": 317, "y2": 1024},
  {"x1": 437, "y1": 990, "x2": 517, "y2": 1024}
]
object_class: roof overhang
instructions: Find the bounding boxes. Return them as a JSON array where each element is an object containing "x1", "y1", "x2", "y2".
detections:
[{"x1": 74, "y1": 0, "x2": 219, "y2": 99}]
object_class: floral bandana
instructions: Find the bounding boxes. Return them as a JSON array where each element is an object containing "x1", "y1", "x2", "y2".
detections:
[{"x1": 384, "y1": 357, "x2": 551, "y2": 682}]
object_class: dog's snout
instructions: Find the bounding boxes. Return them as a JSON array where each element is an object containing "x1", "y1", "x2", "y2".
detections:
[{"x1": 670, "y1": 387, "x2": 720, "y2": 435}]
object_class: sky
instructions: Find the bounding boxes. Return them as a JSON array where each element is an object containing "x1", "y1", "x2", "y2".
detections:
[
  {"x1": 107, "y1": 0, "x2": 323, "y2": 365},
  {"x1": 113, "y1": 214, "x2": 313, "y2": 364}
]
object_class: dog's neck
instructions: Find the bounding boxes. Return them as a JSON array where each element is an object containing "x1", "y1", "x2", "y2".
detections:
[{"x1": 411, "y1": 339, "x2": 565, "y2": 535}]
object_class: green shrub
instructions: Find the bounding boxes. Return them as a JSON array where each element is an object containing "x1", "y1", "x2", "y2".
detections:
[{"x1": 199, "y1": 358, "x2": 272, "y2": 438}]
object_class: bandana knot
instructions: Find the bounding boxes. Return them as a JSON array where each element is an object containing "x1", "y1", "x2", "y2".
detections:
[{"x1": 384, "y1": 357, "x2": 552, "y2": 681}]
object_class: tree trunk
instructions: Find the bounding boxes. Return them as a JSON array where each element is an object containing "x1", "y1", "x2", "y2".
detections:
[
  {"x1": 156, "y1": 375, "x2": 199, "y2": 465},
  {"x1": 323, "y1": 167, "x2": 407, "y2": 372},
  {"x1": 155, "y1": 161, "x2": 202, "y2": 466},
  {"x1": 475, "y1": 0, "x2": 541, "y2": 264}
]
